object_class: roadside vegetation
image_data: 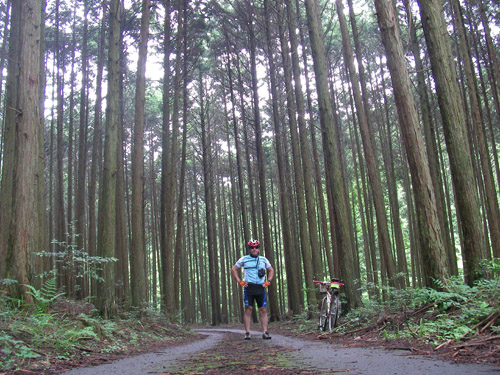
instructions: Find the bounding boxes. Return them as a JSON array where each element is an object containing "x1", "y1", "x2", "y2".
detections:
[
  {"x1": 276, "y1": 259, "x2": 500, "y2": 365},
  {"x1": 0, "y1": 283, "x2": 193, "y2": 374}
]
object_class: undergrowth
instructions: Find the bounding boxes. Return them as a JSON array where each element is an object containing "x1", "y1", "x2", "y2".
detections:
[
  {"x1": 334, "y1": 259, "x2": 500, "y2": 348},
  {"x1": 278, "y1": 259, "x2": 500, "y2": 352},
  {"x1": 0, "y1": 285, "x2": 192, "y2": 373}
]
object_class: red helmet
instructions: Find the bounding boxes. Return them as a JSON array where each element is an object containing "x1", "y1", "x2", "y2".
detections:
[{"x1": 247, "y1": 239, "x2": 260, "y2": 248}]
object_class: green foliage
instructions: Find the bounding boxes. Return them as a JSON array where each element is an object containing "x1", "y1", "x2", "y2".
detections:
[
  {"x1": 0, "y1": 293, "x2": 104, "y2": 370},
  {"x1": 0, "y1": 278, "x2": 19, "y2": 286},
  {"x1": 37, "y1": 241, "x2": 117, "y2": 286},
  {"x1": 24, "y1": 276, "x2": 65, "y2": 313},
  {"x1": 0, "y1": 331, "x2": 41, "y2": 369},
  {"x1": 338, "y1": 265, "x2": 500, "y2": 346},
  {"x1": 481, "y1": 258, "x2": 500, "y2": 278},
  {"x1": 1, "y1": 290, "x2": 192, "y2": 371}
]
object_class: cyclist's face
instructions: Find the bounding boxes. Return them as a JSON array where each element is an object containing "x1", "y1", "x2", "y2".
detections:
[{"x1": 249, "y1": 246, "x2": 259, "y2": 255}]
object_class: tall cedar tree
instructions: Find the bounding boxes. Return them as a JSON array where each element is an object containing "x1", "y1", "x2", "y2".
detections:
[
  {"x1": 277, "y1": 0, "x2": 316, "y2": 308},
  {"x1": 336, "y1": 0, "x2": 400, "y2": 289},
  {"x1": 131, "y1": 0, "x2": 151, "y2": 308},
  {"x1": 248, "y1": 4, "x2": 280, "y2": 321},
  {"x1": 304, "y1": 0, "x2": 362, "y2": 309},
  {"x1": 263, "y1": 0, "x2": 301, "y2": 314},
  {"x1": 0, "y1": 0, "x2": 43, "y2": 302},
  {"x1": 417, "y1": 0, "x2": 484, "y2": 285},
  {"x1": 450, "y1": 0, "x2": 500, "y2": 259},
  {"x1": 96, "y1": 0, "x2": 121, "y2": 318},
  {"x1": 374, "y1": 0, "x2": 449, "y2": 287},
  {"x1": 402, "y1": 0, "x2": 458, "y2": 275}
]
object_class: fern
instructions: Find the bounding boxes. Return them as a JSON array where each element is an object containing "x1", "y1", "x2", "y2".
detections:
[{"x1": 25, "y1": 277, "x2": 64, "y2": 313}]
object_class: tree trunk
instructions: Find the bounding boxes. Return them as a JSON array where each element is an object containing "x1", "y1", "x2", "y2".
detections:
[
  {"x1": 304, "y1": 0, "x2": 362, "y2": 309},
  {"x1": 0, "y1": 1, "x2": 11, "y2": 173},
  {"x1": 174, "y1": 7, "x2": 189, "y2": 311},
  {"x1": 55, "y1": 0, "x2": 67, "y2": 288},
  {"x1": 294, "y1": 0, "x2": 332, "y2": 278},
  {"x1": 285, "y1": 0, "x2": 323, "y2": 280},
  {"x1": 336, "y1": 0, "x2": 399, "y2": 289},
  {"x1": 0, "y1": 0, "x2": 17, "y2": 281},
  {"x1": 115, "y1": 8, "x2": 129, "y2": 306},
  {"x1": 0, "y1": 0, "x2": 42, "y2": 303},
  {"x1": 402, "y1": 0, "x2": 457, "y2": 276},
  {"x1": 248, "y1": 7, "x2": 280, "y2": 321},
  {"x1": 264, "y1": 0, "x2": 301, "y2": 315},
  {"x1": 96, "y1": 0, "x2": 121, "y2": 318},
  {"x1": 199, "y1": 70, "x2": 221, "y2": 325},
  {"x1": 88, "y1": 0, "x2": 107, "y2": 299},
  {"x1": 374, "y1": 0, "x2": 449, "y2": 287},
  {"x1": 450, "y1": 0, "x2": 500, "y2": 259},
  {"x1": 377, "y1": 65, "x2": 409, "y2": 286},
  {"x1": 224, "y1": 32, "x2": 250, "y2": 244},
  {"x1": 235, "y1": 55, "x2": 258, "y2": 239},
  {"x1": 417, "y1": 0, "x2": 485, "y2": 285},
  {"x1": 277, "y1": 1, "x2": 316, "y2": 309},
  {"x1": 130, "y1": 0, "x2": 151, "y2": 309},
  {"x1": 36, "y1": 0, "x2": 48, "y2": 283},
  {"x1": 75, "y1": 0, "x2": 89, "y2": 299},
  {"x1": 160, "y1": 0, "x2": 172, "y2": 313}
]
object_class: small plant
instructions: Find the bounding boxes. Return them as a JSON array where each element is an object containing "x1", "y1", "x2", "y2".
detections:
[
  {"x1": 25, "y1": 276, "x2": 65, "y2": 313},
  {"x1": 0, "y1": 332, "x2": 40, "y2": 369},
  {"x1": 37, "y1": 229, "x2": 118, "y2": 285}
]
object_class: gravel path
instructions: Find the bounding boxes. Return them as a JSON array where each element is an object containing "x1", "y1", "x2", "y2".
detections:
[
  {"x1": 62, "y1": 331, "x2": 226, "y2": 375},
  {"x1": 62, "y1": 328, "x2": 499, "y2": 374}
]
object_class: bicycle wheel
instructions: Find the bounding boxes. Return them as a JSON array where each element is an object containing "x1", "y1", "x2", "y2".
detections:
[
  {"x1": 318, "y1": 296, "x2": 330, "y2": 331},
  {"x1": 330, "y1": 293, "x2": 340, "y2": 328}
]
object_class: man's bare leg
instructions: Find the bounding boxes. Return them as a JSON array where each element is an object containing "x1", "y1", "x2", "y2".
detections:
[
  {"x1": 244, "y1": 306, "x2": 253, "y2": 334},
  {"x1": 259, "y1": 307, "x2": 268, "y2": 333}
]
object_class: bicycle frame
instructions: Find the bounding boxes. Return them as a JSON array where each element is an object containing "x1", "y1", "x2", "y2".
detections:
[{"x1": 313, "y1": 279, "x2": 344, "y2": 332}]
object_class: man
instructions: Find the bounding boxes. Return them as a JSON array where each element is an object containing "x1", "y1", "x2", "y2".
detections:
[{"x1": 231, "y1": 239, "x2": 275, "y2": 340}]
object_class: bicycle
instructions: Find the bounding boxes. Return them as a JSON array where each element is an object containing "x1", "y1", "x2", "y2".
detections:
[{"x1": 313, "y1": 278, "x2": 344, "y2": 332}]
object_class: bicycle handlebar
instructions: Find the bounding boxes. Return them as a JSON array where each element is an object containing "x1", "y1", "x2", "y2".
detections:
[{"x1": 313, "y1": 279, "x2": 344, "y2": 287}]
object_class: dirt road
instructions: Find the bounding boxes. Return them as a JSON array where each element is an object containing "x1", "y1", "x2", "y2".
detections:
[{"x1": 62, "y1": 328, "x2": 499, "y2": 374}]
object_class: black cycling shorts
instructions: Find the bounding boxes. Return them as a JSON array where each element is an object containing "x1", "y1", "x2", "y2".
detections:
[{"x1": 244, "y1": 283, "x2": 267, "y2": 308}]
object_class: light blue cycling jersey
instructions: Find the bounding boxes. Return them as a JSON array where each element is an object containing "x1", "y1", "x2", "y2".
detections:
[{"x1": 234, "y1": 255, "x2": 271, "y2": 284}]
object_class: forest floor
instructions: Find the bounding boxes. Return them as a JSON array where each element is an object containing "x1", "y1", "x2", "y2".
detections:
[{"x1": 1, "y1": 300, "x2": 499, "y2": 374}]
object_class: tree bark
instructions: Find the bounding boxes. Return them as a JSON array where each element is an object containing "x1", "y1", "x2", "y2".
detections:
[
  {"x1": 336, "y1": 0, "x2": 399, "y2": 289},
  {"x1": 450, "y1": 0, "x2": 500, "y2": 259},
  {"x1": 75, "y1": 0, "x2": 89, "y2": 299},
  {"x1": 264, "y1": 0, "x2": 301, "y2": 315},
  {"x1": 304, "y1": 0, "x2": 362, "y2": 309},
  {"x1": 417, "y1": 0, "x2": 485, "y2": 285},
  {"x1": 131, "y1": 0, "x2": 151, "y2": 308},
  {"x1": 248, "y1": 7, "x2": 280, "y2": 320},
  {"x1": 374, "y1": 0, "x2": 449, "y2": 287},
  {"x1": 0, "y1": 0, "x2": 42, "y2": 303},
  {"x1": 277, "y1": 1, "x2": 316, "y2": 309},
  {"x1": 96, "y1": 0, "x2": 121, "y2": 318}
]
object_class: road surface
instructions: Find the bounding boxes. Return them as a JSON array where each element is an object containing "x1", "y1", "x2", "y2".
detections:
[{"x1": 62, "y1": 328, "x2": 499, "y2": 374}]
